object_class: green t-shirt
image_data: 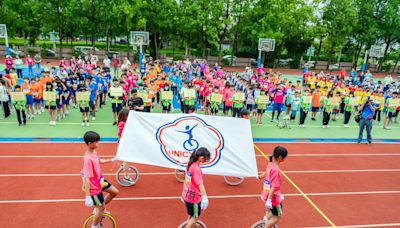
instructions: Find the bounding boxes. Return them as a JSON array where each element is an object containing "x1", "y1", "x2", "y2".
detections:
[
  {"x1": 79, "y1": 100, "x2": 89, "y2": 108},
  {"x1": 344, "y1": 97, "x2": 353, "y2": 112},
  {"x1": 300, "y1": 96, "x2": 310, "y2": 112},
  {"x1": 255, "y1": 95, "x2": 268, "y2": 110},
  {"x1": 160, "y1": 92, "x2": 172, "y2": 106},
  {"x1": 231, "y1": 93, "x2": 244, "y2": 108},
  {"x1": 209, "y1": 93, "x2": 221, "y2": 109},
  {"x1": 13, "y1": 99, "x2": 26, "y2": 111},
  {"x1": 387, "y1": 98, "x2": 396, "y2": 113}
]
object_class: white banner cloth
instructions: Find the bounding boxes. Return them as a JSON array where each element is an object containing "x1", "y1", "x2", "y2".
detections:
[{"x1": 116, "y1": 111, "x2": 258, "y2": 177}]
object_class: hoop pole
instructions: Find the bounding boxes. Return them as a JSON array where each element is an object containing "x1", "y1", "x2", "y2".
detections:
[
  {"x1": 5, "y1": 26, "x2": 10, "y2": 56},
  {"x1": 257, "y1": 49, "x2": 262, "y2": 68},
  {"x1": 139, "y1": 43, "x2": 144, "y2": 74},
  {"x1": 361, "y1": 49, "x2": 368, "y2": 72}
]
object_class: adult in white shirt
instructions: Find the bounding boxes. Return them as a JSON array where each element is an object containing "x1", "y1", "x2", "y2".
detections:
[
  {"x1": 121, "y1": 57, "x2": 131, "y2": 71},
  {"x1": 103, "y1": 56, "x2": 111, "y2": 68},
  {"x1": 14, "y1": 56, "x2": 24, "y2": 78}
]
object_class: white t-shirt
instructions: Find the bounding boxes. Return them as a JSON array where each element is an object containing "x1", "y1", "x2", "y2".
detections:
[{"x1": 103, "y1": 58, "x2": 111, "y2": 68}]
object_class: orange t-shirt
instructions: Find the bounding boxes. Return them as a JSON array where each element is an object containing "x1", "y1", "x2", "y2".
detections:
[
  {"x1": 21, "y1": 83, "x2": 32, "y2": 95},
  {"x1": 312, "y1": 91, "x2": 321, "y2": 107},
  {"x1": 40, "y1": 76, "x2": 54, "y2": 85},
  {"x1": 31, "y1": 83, "x2": 44, "y2": 99}
]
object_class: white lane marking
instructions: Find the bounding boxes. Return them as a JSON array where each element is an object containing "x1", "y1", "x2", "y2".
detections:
[
  {"x1": 1, "y1": 191, "x2": 399, "y2": 204},
  {"x1": 1, "y1": 154, "x2": 400, "y2": 158},
  {"x1": 1, "y1": 169, "x2": 400, "y2": 177},
  {"x1": 307, "y1": 223, "x2": 400, "y2": 228}
]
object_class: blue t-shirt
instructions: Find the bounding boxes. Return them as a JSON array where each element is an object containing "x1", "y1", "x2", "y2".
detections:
[
  {"x1": 89, "y1": 81, "x2": 98, "y2": 101},
  {"x1": 102, "y1": 77, "x2": 109, "y2": 92},
  {"x1": 362, "y1": 103, "x2": 376, "y2": 119}
]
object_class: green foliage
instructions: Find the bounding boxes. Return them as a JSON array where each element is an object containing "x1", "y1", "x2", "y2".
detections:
[{"x1": 0, "y1": 0, "x2": 398, "y2": 71}]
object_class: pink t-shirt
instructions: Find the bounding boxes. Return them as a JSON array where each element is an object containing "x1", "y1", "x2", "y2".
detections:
[
  {"x1": 81, "y1": 152, "x2": 103, "y2": 196},
  {"x1": 224, "y1": 90, "x2": 235, "y2": 106},
  {"x1": 257, "y1": 67, "x2": 266, "y2": 75},
  {"x1": 117, "y1": 121, "x2": 126, "y2": 144},
  {"x1": 182, "y1": 162, "x2": 203, "y2": 203},
  {"x1": 5, "y1": 59, "x2": 13, "y2": 69},
  {"x1": 261, "y1": 162, "x2": 282, "y2": 206},
  {"x1": 273, "y1": 89, "x2": 285, "y2": 104},
  {"x1": 26, "y1": 57, "x2": 33, "y2": 65}
]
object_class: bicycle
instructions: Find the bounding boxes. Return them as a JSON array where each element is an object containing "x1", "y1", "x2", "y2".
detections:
[
  {"x1": 178, "y1": 216, "x2": 207, "y2": 228},
  {"x1": 115, "y1": 163, "x2": 139, "y2": 187},
  {"x1": 174, "y1": 169, "x2": 244, "y2": 186},
  {"x1": 82, "y1": 211, "x2": 117, "y2": 228}
]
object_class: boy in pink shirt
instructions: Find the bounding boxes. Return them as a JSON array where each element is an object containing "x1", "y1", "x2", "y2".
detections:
[
  {"x1": 182, "y1": 148, "x2": 211, "y2": 227},
  {"x1": 258, "y1": 146, "x2": 288, "y2": 227},
  {"x1": 81, "y1": 131, "x2": 119, "y2": 228}
]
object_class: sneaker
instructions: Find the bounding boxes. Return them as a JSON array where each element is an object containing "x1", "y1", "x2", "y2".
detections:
[
  {"x1": 62, "y1": 114, "x2": 66, "y2": 119},
  {"x1": 49, "y1": 121, "x2": 52, "y2": 125},
  {"x1": 92, "y1": 117, "x2": 96, "y2": 121},
  {"x1": 81, "y1": 122, "x2": 85, "y2": 126},
  {"x1": 367, "y1": 141, "x2": 372, "y2": 145},
  {"x1": 86, "y1": 122, "x2": 90, "y2": 127},
  {"x1": 112, "y1": 122, "x2": 117, "y2": 126},
  {"x1": 357, "y1": 141, "x2": 361, "y2": 144}
]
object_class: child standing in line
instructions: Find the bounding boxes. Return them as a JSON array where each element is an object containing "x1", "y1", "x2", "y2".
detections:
[
  {"x1": 21, "y1": 77, "x2": 34, "y2": 119},
  {"x1": 160, "y1": 85, "x2": 173, "y2": 114},
  {"x1": 78, "y1": 85, "x2": 90, "y2": 127},
  {"x1": 343, "y1": 93, "x2": 353, "y2": 127},
  {"x1": 209, "y1": 87, "x2": 222, "y2": 116},
  {"x1": 13, "y1": 85, "x2": 27, "y2": 126},
  {"x1": 81, "y1": 131, "x2": 119, "y2": 228},
  {"x1": 181, "y1": 147, "x2": 210, "y2": 228},
  {"x1": 258, "y1": 146, "x2": 288, "y2": 228},
  {"x1": 298, "y1": 91, "x2": 311, "y2": 127},
  {"x1": 290, "y1": 91, "x2": 301, "y2": 121},
  {"x1": 44, "y1": 82, "x2": 57, "y2": 126},
  {"x1": 321, "y1": 91, "x2": 333, "y2": 128},
  {"x1": 384, "y1": 92, "x2": 398, "y2": 130},
  {"x1": 255, "y1": 90, "x2": 268, "y2": 125}
]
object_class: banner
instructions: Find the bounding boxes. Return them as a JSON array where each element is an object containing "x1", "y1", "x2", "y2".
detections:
[
  {"x1": 116, "y1": 112, "x2": 258, "y2": 177},
  {"x1": 11, "y1": 92, "x2": 25, "y2": 101}
]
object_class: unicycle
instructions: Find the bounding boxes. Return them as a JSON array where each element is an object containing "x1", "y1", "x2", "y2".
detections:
[
  {"x1": 82, "y1": 212, "x2": 116, "y2": 228},
  {"x1": 223, "y1": 176, "x2": 245, "y2": 186},
  {"x1": 115, "y1": 163, "x2": 139, "y2": 186},
  {"x1": 178, "y1": 219, "x2": 206, "y2": 228},
  {"x1": 174, "y1": 169, "x2": 186, "y2": 183},
  {"x1": 174, "y1": 169, "x2": 244, "y2": 186}
]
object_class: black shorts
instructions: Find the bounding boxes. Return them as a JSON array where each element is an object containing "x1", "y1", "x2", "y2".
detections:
[
  {"x1": 224, "y1": 106, "x2": 232, "y2": 111},
  {"x1": 270, "y1": 203, "x2": 283, "y2": 217},
  {"x1": 45, "y1": 105, "x2": 56, "y2": 110},
  {"x1": 162, "y1": 104, "x2": 171, "y2": 111},
  {"x1": 144, "y1": 106, "x2": 151, "y2": 112},
  {"x1": 388, "y1": 112, "x2": 395, "y2": 118},
  {"x1": 185, "y1": 201, "x2": 202, "y2": 218},
  {"x1": 80, "y1": 107, "x2": 89, "y2": 113},
  {"x1": 198, "y1": 95, "x2": 204, "y2": 100},
  {"x1": 101, "y1": 179, "x2": 112, "y2": 191},
  {"x1": 246, "y1": 104, "x2": 254, "y2": 110},
  {"x1": 257, "y1": 109, "x2": 265, "y2": 114},
  {"x1": 312, "y1": 107, "x2": 319, "y2": 112},
  {"x1": 206, "y1": 102, "x2": 210, "y2": 108},
  {"x1": 211, "y1": 107, "x2": 219, "y2": 114},
  {"x1": 89, "y1": 101, "x2": 95, "y2": 110},
  {"x1": 112, "y1": 103, "x2": 123, "y2": 113},
  {"x1": 90, "y1": 192, "x2": 105, "y2": 206}
]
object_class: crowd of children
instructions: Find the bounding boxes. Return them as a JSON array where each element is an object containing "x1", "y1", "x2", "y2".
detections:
[{"x1": 1, "y1": 56, "x2": 399, "y2": 131}]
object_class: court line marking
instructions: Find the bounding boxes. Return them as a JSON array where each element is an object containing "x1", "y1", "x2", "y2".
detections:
[
  {"x1": 2, "y1": 121, "x2": 398, "y2": 129},
  {"x1": 1, "y1": 190, "x2": 399, "y2": 204},
  {"x1": 2, "y1": 169, "x2": 400, "y2": 177},
  {"x1": 1, "y1": 153, "x2": 400, "y2": 158},
  {"x1": 307, "y1": 223, "x2": 400, "y2": 228},
  {"x1": 253, "y1": 144, "x2": 337, "y2": 227}
]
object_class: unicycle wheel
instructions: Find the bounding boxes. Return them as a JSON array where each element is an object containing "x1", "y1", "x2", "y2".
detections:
[
  {"x1": 174, "y1": 169, "x2": 186, "y2": 183},
  {"x1": 223, "y1": 176, "x2": 244, "y2": 186},
  {"x1": 250, "y1": 220, "x2": 266, "y2": 228},
  {"x1": 115, "y1": 165, "x2": 139, "y2": 186},
  {"x1": 83, "y1": 213, "x2": 116, "y2": 228},
  {"x1": 178, "y1": 220, "x2": 206, "y2": 228}
]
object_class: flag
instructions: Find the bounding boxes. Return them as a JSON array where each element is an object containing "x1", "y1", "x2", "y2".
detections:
[{"x1": 116, "y1": 111, "x2": 258, "y2": 177}]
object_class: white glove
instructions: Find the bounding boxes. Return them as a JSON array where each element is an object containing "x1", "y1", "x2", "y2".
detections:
[
  {"x1": 85, "y1": 196, "x2": 93, "y2": 207},
  {"x1": 265, "y1": 198, "x2": 273, "y2": 209},
  {"x1": 200, "y1": 195, "x2": 209, "y2": 210},
  {"x1": 280, "y1": 195, "x2": 285, "y2": 202}
]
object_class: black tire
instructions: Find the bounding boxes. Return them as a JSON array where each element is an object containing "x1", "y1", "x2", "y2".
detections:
[{"x1": 115, "y1": 165, "x2": 139, "y2": 187}]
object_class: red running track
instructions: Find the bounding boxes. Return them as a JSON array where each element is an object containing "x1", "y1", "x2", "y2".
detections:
[{"x1": 0, "y1": 143, "x2": 399, "y2": 228}]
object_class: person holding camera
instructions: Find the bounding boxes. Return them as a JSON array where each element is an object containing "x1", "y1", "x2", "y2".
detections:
[{"x1": 357, "y1": 96, "x2": 379, "y2": 144}]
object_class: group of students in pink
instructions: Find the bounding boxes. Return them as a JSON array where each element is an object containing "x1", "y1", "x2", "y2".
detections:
[{"x1": 81, "y1": 110, "x2": 289, "y2": 228}]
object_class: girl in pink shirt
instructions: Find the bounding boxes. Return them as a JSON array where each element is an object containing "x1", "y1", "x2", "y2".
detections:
[
  {"x1": 258, "y1": 146, "x2": 288, "y2": 227},
  {"x1": 116, "y1": 109, "x2": 134, "y2": 182},
  {"x1": 223, "y1": 86, "x2": 235, "y2": 116},
  {"x1": 182, "y1": 147, "x2": 211, "y2": 227}
]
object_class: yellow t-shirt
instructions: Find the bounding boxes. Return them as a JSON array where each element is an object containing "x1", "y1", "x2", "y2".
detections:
[{"x1": 373, "y1": 96, "x2": 385, "y2": 111}]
